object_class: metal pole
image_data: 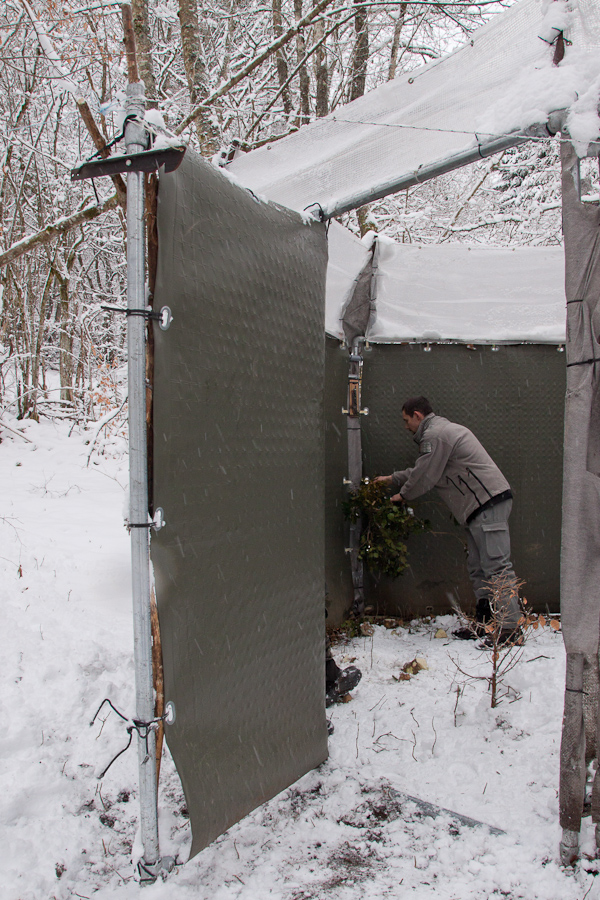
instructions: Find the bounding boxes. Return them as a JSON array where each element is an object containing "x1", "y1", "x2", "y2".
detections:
[
  {"x1": 345, "y1": 336, "x2": 368, "y2": 616},
  {"x1": 322, "y1": 121, "x2": 563, "y2": 220},
  {"x1": 124, "y1": 80, "x2": 159, "y2": 871}
]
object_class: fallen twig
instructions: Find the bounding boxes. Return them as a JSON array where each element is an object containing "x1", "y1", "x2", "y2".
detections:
[{"x1": 0, "y1": 419, "x2": 33, "y2": 443}]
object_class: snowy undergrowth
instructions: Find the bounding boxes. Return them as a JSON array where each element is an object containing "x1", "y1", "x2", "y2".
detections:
[{"x1": 1, "y1": 417, "x2": 598, "y2": 899}]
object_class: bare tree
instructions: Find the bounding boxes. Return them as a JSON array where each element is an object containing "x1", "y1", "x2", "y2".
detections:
[
  {"x1": 273, "y1": 0, "x2": 293, "y2": 115},
  {"x1": 348, "y1": 0, "x2": 368, "y2": 102},
  {"x1": 387, "y1": 2, "x2": 408, "y2": 81},
  {"x1": 294, "y1": 0, "x2": 311, "y2": 124},
  {"x1": 0, "y1": 0, "x2": 544, "y2": 423},
  {"x1": 131, "y1": 0, "x2": 157, "y2": 105},
  {"x1": 313, "y1": 16, "x2": 328, "y2": 117}
]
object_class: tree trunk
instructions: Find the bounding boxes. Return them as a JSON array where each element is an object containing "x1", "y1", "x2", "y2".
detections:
[
  {"x1": 272, "y1": 0, "x2": 292, "y2": 115},
  {"x1": 7, "y1": 268, "x2": 34, "y2": 419},
  {"x1": 294, "y1": 0, "x2": 311, "y2": 125},
  {"x1": 131, "y1": 0, "x2": 157, "y2": 106},
  {"x1": 388, "y1": 2, "x2": 408, "y2": 81},
  {"x1": 56, "y1": 272, "x2": 74, "y2": 404},
  {"x1": 349, "y1": 0, "x2": 368, "y2": 102},
  {"x1": 177, "y1": 0, "x2": 220, "y2": 154},
  {"x1": 30, "y1": 266, "x2": 54, "y2": 420},
  {"x1": 356, "y1": 205, "x2": 374, "y2": 237},
  {"x1": 313, "y1": 17, "x2": 328, "y2": 117}
]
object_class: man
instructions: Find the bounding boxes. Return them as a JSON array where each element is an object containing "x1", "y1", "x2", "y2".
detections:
[{"x1": 374, "y1": 396, "x2": 520, "y2": 637}]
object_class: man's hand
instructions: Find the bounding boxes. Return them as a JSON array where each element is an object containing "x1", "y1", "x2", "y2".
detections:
[
  {"x1": 373, "y1": 475, "x2": 393, "y2": 485},
  {"x1": 390, "y1": 493, "x2": 405, "y2": 504}
]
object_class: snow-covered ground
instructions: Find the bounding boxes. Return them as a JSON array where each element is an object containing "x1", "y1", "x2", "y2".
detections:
[{"x1": 1, "y1": 417, "x2": 598, "y2": 899}]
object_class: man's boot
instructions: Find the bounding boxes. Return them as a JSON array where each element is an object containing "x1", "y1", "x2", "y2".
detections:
[{"x1": 326, "y1": 665, "x2": 362, "y2": 707}]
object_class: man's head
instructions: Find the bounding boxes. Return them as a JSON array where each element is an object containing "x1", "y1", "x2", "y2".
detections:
[{"x1": 402, "y1": 396, "x2": 433, "y2": 433}]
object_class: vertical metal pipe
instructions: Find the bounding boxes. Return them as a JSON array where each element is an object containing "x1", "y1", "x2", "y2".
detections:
[
  {"x1": 346, "y1": 338, "x2": 365, "y2": 616},
  {"x1": 124, "y1": 81, "x2": 159, "y2": 867}
]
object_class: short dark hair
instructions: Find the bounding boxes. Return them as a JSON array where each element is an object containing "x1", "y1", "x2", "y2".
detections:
[{"x1": 402, "y1": 396, "x2": 433, "y2": 417}]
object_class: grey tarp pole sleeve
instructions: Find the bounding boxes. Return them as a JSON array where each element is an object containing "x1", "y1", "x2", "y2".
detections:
[
  {"x1": 151, "y1": 150, "x2": 329, "y2": 859},
  {"x1": 559, "y1": 141, "x2": 600, "y2": 863}
]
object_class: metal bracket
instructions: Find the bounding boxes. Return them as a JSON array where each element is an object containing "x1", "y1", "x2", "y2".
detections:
[
  {"x1": 153, "y1": 507, "x2": 166, "y2": 531},
  {"x1": 157, "y1": 306, "x2": 173, "y2": 330},
  {"x1": 164, "y1": 701, "x2": 176, "y2": 725},
  {"x1": 128, "y1": 508, "x2": 165, "y2": 531},
  {"x1": 71, "y1": 145, "x2": 186, "y2": 181},
  {"x1": 101, "y1": 304, "x2": 172, "y2": 329},
  {"x1": 138, "y1": 856, "x2": 176, "y2": 885}
]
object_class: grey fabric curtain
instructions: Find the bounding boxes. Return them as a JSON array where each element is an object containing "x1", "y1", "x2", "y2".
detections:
[
  {"x1": 559, "y1": 142, "x2": 600, "y2": 840},
  {"x1": 341, "y1": 243, "x2": 374, "y2": 348},
  {"x1": 151, "y1": 151, "x2": 329, "y2": 858}
]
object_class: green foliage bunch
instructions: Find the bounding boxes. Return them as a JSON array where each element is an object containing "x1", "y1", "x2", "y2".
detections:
[{"x1": 343, "y1": 481, "x2": 430, "y2": 579}]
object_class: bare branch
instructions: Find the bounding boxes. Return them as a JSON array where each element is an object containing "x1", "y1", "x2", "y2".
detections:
[
  {"x1": 76, "y1": 99, "x2": 127, "y2": 209},
  {"x1": 174, "y1": 0, "x2": 339, "y2": 136},
  {"x1": 0, "y1": 196, "x2": 119, "y2": 269}
]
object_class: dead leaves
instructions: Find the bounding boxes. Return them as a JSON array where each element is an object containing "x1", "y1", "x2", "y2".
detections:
[{"x1": 393, "y1": 657, "x2": 428, "y2": 682}]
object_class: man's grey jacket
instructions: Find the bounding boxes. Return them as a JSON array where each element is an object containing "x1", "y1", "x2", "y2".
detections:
[{"x1": 390, "y1": 413, "x2": 511, "y2": 525}]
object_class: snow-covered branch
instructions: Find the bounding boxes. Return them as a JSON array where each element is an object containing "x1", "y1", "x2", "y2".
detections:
[{"x1": 0, "y1": 195, "x2": 119, "y2": 269}]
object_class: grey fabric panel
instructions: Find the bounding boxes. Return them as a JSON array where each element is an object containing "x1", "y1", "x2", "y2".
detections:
[
  {"x1": 342, "y1": 253, "x2": 373, "y2": 347},
  {"x1": 559, "y1": 142, "x2": 600, "y2": 836},
  {"x1": 151, "y1": 150, "x2": 329, "y2": 858},
  {"x1": 324, "y1": 341, "x2": 564, "y2": 623},
  {"x1": 560, "y1": 141, "x2": 600, "y2": 657},
  {"x1": 560, "y1": 653, "x2": 587, "y2": 831}
]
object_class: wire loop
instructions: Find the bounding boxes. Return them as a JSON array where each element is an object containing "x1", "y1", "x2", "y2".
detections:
[{"x1": 90, "y1": 698, "x2": 169, "y2": 779}]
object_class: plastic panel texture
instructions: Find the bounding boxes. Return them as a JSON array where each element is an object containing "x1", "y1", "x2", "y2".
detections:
[
  {"x1": 151, "y1": 151, "x2": 329, "y2": 858},
  {"x1": 325, "y1": 341, "x2": 565, "y2": 623}
]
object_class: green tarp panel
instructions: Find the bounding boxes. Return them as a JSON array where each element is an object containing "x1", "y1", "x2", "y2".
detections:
[
  {"x1": 151, "y1": 151, "x2": 329, "y2": 858},
  {"x1": 325, "y1": 339, "x2": 565, "y2": 623}
]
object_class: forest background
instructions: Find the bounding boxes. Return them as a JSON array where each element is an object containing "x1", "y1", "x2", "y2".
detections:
[{"x1": 0, "y1": 0, "x2": 568, "y2": 428}]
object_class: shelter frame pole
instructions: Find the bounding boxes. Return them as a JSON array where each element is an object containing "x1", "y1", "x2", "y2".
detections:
[
  {"x1": 321, "y1": 122, "x2": 562, "y2": 220},
  {"x1": 345, "y1": 336, "x2": 367, "y2": 615},
  {"x1": 124, "y1": 79, "x2": 161, "y2": 875}
]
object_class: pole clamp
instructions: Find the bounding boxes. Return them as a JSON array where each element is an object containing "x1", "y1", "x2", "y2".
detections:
[
  {"x1": 138, "y1": 856, "x2": 176, "y2": 885},
  {"x1": 126, "y1": 508, "x2": 166, "y2": 532},
  {"x1": 101, "y1": 304, "x2": 173, "y2": 330}
]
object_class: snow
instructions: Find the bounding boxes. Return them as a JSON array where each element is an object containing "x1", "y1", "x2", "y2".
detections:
[
  {"x1": 145, "y1": 110, "x2": 167, "y2": 131},
  {"x1": 2, "y1": 416, "x2": 599, "y2": 899},
  {"x1": 229, "y1": 0, "x2": 600, "y2": 217}
]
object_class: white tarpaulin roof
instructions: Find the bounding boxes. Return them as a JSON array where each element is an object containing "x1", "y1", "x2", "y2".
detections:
[
  {"x1": 229, "y1": 0, "x2": 600, "y2": 217},
  {"x1": 326, "y1": 222, "x2": 565, "y2": 343}
]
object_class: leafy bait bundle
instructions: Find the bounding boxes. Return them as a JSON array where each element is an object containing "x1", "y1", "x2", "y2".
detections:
[{"x1": 343, "y1": 481, "x2": 430, "y2": 579}]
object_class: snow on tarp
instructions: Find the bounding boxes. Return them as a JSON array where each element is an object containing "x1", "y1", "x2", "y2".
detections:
[
  {"x1": 324, "y1": 224, "x2": 565, "y2": 344},
  {"x1": 229, "y1": 0, "x2": 600, "y2": 217}
]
